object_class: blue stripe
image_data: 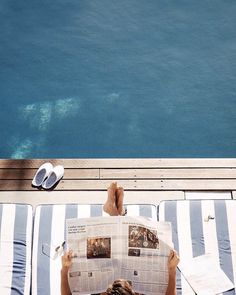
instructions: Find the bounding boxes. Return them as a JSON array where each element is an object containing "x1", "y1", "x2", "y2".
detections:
[
  {"x1": 11, "y1": 205, "x2": 28, "y2": 295},
  {"x1": 190, "y1": 201, "x2": 205, "y2": 257},
  {"x1": 164, "y1": 201, "x2": 182, "y2": 295},
  {"x1": 64, "y1": 205, "x2": 78, "y2": 244},
  {"x1": 157, "y1": 205, "x2": 160, "y2": 221},
  {"x1": 65, "y1": 204, "x2": 78, "y2": 219},
  {"x1": 37, "y1": 205, "x2": 53, "y2": 295},
  {"x1": 139, "y1": 205, "x2": 152, "y2": 218},
  {"x1": 90, "y1": 205, "x2": 103, "y2": 217},
  {"x1": 214, "y1": 201, "x2": 234, "y2": 295}
]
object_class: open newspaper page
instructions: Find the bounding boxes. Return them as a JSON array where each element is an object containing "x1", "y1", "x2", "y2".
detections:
[
  {"x1": 66, "y1": 216, "x2": 173, "y2": 295},
  {"x1": 120, "y1": 216, "x2": 173, "y2": 295},
  {"x1": 66, "y1": 217, "x2": 122, "y2": 294}
]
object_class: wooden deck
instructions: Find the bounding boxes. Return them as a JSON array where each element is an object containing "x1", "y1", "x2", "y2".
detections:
[{"x1": 0, "y1": 159, "x2": 236, "y2": 207}]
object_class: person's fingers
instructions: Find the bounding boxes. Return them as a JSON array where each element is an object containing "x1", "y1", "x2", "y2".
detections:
[
  {"x1": 173, "y1": 251, "x2": 179, "y2": 263},
  {"x1": 62, "y1": 250, "x2": 73, "y2": 262},
  {"x1": 167, "y1": 249, "x2": 179, "y2": 271},
  {"x1": 168, "y1": 249, "x2": 174, "y2": 260},
  {"x1": 68, "y1": 249, "x2": 73, "y2": 257},
  {"x1": 61, "y1": 251, "x2": 74, "y2": 272},
  {"x1": 168, "y1": 249, "x2": 179, "y2": 264},
  {"x1": 171, "y1": 250, "x2": 180, "y2": 264}
]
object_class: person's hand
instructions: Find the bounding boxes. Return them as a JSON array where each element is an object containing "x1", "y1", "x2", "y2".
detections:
[
  {"x1": 167, "y1": 250, "x2": 179, "y2": 274},
  {"x1": 61, "y1": 250, "x2": 73, "y2": 295},
  {"x1": 61, "y1": 250, "x2": 73, "y2": 273}
]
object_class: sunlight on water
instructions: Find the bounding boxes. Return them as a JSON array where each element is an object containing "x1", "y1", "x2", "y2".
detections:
[
  {"x1": 106, "y1": 93, "x2": 120, "y2": 103},
  {"x1": 20, "y1": 102, "x2": 52, "y2": 131},
  {"x1": 11, "y1": 139, "x2": 33, "y2": 158},
  {"x1": 19, "y1": 97, "x2": 80, "y2": 131},
  {"x1": 10, "y1": 97, "x2": 80, "y2": 158},
  {"x1": 55, "y1": 98, "x2": 80, "y2": 119}
]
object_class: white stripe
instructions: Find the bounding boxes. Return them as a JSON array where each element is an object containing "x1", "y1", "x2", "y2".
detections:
[
  {"x1": 50, "y1": 205, "x2": 66, "y2": 295},
  {"x1": 151, "y1": 205, "x2": 157, "y2": 220},
  {"x1": 226, "y1": 201, "x2": 236, "y2": 286},
  {"x1": 102, "y1": 208, "x2": 110, "y2": 217},
  {"x1": 177, "y1": 201, "x2": 195, "y2": 295},
  {"x1": 201, "y1": 200, "x2": 219, "y2": 258},
  {"x1": 24, "y1": 205, "x2": 33, "y2": 295},
  {"x1": 0, "y1": 204, "x2": 15, "y2": 295},
  {"x1": 126, "y1": 205, "x2": 140, "y2": 216},
  {"x1": 158, "y1": 202, "x2": 165, "y2": 221},
  {"x1": 77, "y1": 205, "x2": 91, "y2": 218},
  {"x1": 32, "y1": 205, "x2": 41, "y2": 295},
  {"x1": 201, "y1": 200, "x2": 222, "y2": 295}
]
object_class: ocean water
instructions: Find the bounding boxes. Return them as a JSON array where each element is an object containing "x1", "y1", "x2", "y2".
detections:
[{"x1": 0, "y1": 0, "x2": 236, "y2": 158}]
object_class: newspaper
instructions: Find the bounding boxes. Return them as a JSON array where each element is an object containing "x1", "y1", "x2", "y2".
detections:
[
  {"x1": 179, "y1": 254, "x2": 234, "y2": 294},
  {"x1": 66, "y1": 216, "x2": 173, "y2": 295}
]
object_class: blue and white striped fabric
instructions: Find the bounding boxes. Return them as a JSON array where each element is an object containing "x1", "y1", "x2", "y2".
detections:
[
  {"x1": 158, "y1": 200, "x2": 236, "y2": 295},
  {"x1": 32, "y1": 203, "x2": 157, "y2": 295},
  {"x1": 0, "y1": 204, "x2": 32, "y2": 295}
]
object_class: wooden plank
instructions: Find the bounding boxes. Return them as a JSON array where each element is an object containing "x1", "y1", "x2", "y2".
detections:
[
  {"x1": 1, "y1": 158, "x2": 236, "y2": 169},
  {"x1": 0, "y1": 168, "x2": 99, "y2": 180},
  {"x1": 65, "y1": 169, "x2": 99, "y2": 179},
  {"x1": 100, "y1": 168, "x2": 236, "y2": 179},
  {"x1": 0, "y1": 191, "x2": 184, "y2": 207},
  {"x1": 2, "y1": 167, "x2": 236, "y2": 180},
  {"x1": 53, "y1": 179, "x2": 236, "y2": 190},
  {"x1": 185, "y1": 191, "x2": 232, "y2": 200},
  {"x1": 1, "y1": 179, "x2": 236, "y2": 191}
]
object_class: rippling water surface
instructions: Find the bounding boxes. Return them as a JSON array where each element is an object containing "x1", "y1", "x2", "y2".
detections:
[{"x1": 1, "y1": 1, "x2": 236, "y2": 158}]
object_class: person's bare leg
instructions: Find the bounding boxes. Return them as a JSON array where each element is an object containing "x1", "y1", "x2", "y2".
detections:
[
  {"x1": 103, "y1": 182, "x2": 119, "y2": 216},
  {"x1": 116, "y1": 187, "x2": 125, "y2": 215}
]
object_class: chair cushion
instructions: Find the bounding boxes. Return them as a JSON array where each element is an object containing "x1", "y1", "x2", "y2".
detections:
[
  {"x1": 158, "y1": 200, "x2": 236, "y2": 295},
  {"x1": 0, "y1": 203, "x2": 32, "y2": 295},
  {"x1": 32, "y1": 203, "x2": 157, "y2": 295}
]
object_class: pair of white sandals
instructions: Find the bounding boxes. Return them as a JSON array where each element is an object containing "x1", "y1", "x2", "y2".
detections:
[{"x1": 32, "y1": 163, "x2": 64, "y2": 189}]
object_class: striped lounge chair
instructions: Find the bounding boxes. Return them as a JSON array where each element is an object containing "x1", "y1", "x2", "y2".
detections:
[
  {"x1": 0, "y1": 204, "x2": 32, "y2": 295},
  {"x1": 159, "y1": 200, "x2": 236, "y2": 295},
  {"x1": 32, "y1": 203, "x2": 157, "y2": 295}
]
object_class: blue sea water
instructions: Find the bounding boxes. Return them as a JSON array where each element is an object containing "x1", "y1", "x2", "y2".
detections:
[{"x1": 0, "y1": 0, "x2": 236, "y2": 158}]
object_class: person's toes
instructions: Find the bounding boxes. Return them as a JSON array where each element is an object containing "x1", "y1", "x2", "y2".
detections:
[
  {"x1": 108, "y1": 182, "x2": 117, "y2": 193},
  {"x1": 104, "y1": 182, "x2": 119, "y2": 215},
  {"x1": 107, "y1": 182, "x2": 117, "y2": 202}
]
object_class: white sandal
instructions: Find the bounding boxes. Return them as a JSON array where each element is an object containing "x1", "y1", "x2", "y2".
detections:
[
  {"x1": 42, "y1": 165, "x2": 64, "y2": 189},
  {"x1": 32, "y1": 162, "x2": 53, "y2": 187}
]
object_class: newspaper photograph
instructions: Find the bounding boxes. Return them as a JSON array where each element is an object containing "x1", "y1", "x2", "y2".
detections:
[{"x1": 66, "y1": 216, "x2": 173, "y2": 295}]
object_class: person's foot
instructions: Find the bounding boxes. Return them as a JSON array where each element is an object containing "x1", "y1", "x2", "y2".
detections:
[
  {"x1": 116, "y1": 187, "x2": 125, "y2": 215},
  {"x1": 103, "y1": 182, "x2": 119, "y2": 216}
]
